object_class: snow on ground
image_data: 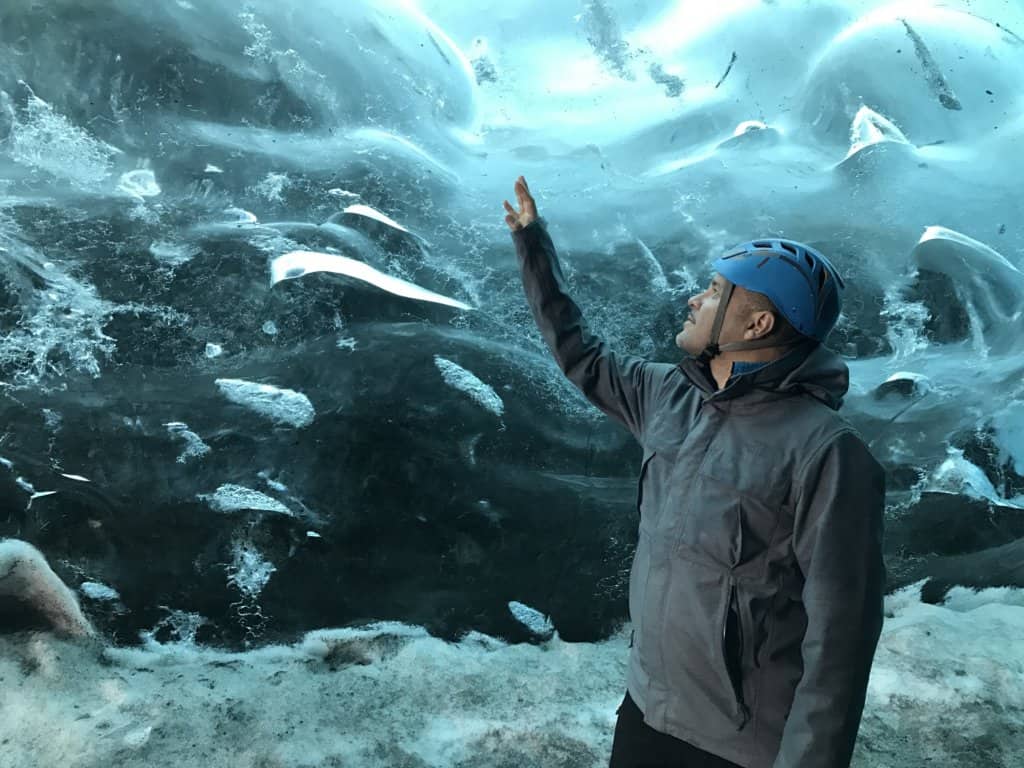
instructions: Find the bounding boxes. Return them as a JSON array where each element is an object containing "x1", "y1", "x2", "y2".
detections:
[
  {"x1": 1, "y1": 623, "x2": 625, "y2": 768},
  {"x1": 2, "y1": 586, "x2": 1022, "y2": 768}
]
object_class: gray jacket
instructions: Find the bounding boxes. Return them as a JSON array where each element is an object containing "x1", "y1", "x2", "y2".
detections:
[{"x1": 513, "y1": 220, "x2": 885, "y2": 768}]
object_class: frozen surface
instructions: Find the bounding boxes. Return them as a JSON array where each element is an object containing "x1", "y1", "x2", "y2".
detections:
[
  {"x1": 2, "y1": 0, "x2": 1023, "y2": 764},
  {"x1": 2, "y1": 587, "x2": 1022, "y2": 767}
]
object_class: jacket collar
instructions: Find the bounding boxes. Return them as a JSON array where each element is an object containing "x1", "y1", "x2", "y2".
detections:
[{"x1": 676, "y1": 340, "x2": 848, "y2": 410}]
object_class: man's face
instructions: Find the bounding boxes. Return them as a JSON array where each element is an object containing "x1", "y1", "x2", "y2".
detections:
[{"x1": 675, "y1": 274, "x2": 737, "y2": 355}]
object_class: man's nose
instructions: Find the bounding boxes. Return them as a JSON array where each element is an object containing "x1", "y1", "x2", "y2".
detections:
[{"x1": 688, "y1": 295, "x2": 701, "y2": 311}]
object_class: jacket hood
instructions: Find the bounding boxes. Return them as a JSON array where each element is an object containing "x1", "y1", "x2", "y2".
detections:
[{"x1": 678, "y1": 342, "x2": 850, "y2": 411}]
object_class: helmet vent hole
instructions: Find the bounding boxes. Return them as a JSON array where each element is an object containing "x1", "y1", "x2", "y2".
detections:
[
  {"x1": 753, "y1": 241, "x2": 772, "y2": 249},
  {"x1": 780, "y1": 242, "x2": 798, "y2": 256},
  {"x1": 757, "y1": 256, "x2": 770, "y2": 268},
  {"x1": 804, "y1": 253, "x2": 815, "y2": 270},
  {"x1": 818, "y1": 269, "x2": 828, "y2": 291}
]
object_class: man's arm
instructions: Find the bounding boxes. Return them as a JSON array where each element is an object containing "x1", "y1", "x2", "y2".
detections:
[
  {"x1": 506, "y1": 178, "x2": 675, "y2": 441},
  {"x1": 773, "y1": 430, "x2": 886, "y2": 768}
]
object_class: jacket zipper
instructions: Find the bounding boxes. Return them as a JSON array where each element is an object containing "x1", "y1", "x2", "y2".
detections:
[{"x1": 723, "y1": 580, "x2": 751, "y2": 731}]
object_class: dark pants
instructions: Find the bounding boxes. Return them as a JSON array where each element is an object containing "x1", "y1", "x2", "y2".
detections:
[{"x1": 609, "y1": 692, "x2": 745, "y2": 768}]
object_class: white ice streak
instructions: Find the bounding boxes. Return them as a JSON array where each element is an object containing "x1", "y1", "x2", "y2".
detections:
[
  {"x1": 199, "y1": 484, "x2": 293, "y2": 516},
  {"x1": 327, "y1": 188, "x2": 360, "y2": 200},
  {"x1": 59, "y1": 473, "x2": 91, "y2": 482},
  {"x1": 255, "y1": 172, "x2": 289, "y2": 202},
  {"x1": 342, "y1": 204, "x2": 412, "y2": 234},
  {"x1": 224, "y1": 208, "x2": 258, "y2": 224},
  {"x1": 634, "y1": 238, "x2": 669, "y2": 292},
  {"x1": 150, "y1": 241, "x2": 197, "y2": 267},
  {"x1": 80, "y1": 581, "x2": 121, "y2": 602},
  {"x1": 507, "y1": 601, "x2": 555, "y2": 639},
  {"x1": 165, "y1": 422, "x2": 211, "y2": 464},
  {"x1": 845, "y1": 105, "x2": 910, "y2": 159},
  {"x1": 883, "y1": 371, "x2": 930, "y2": 387},
  {"x1": 270, "y1": 250, "x2": 473, "y2": 311},
  {"x1": 8, "y1": 83, "x2": 122, "y2": 187},
  {"x1": 214, "y1": 378, "x2": 315, "y2": 428},
  {"x1": 880, "y1": 285, "x2": 930, "y2": 361},
  {"x1": 116, "y1": 169, "x2": 161, "y2": 199},
  {"x1": 17, "y1": 476, "x2": 57, "y2": 509},
  {"x1": 42, "y1": 409, "x2": 62, "y2": 431},
  {"x1": 434, "y1": 356, "x2": 504, "y2": 417},
  {"x1": 123, "y1": 726, "x2": 153, "y2": 750},
  {"x1": 227, "y1": 540, "x2": 276, "y2": 599},
  {"x1": 0, "y1": 235, "x2": 116, "y2": 389},
  {"x1": 143, "y1": 608, "x2": 208, "y2": 647},
  {"x1": 257, "y1": 470, "x2": 288, "y2": 493},
  {"x1": 929, "y1": 447, "x2": 1023, "y2": 509},
  {"x1": 993, "y1": 403, "x2": 1024, "y2": 478},
  {"x1": 733, "y1": 120, "x2": 768, "y2": 136},
  {"x1": 882, "y1": 371, "x2": 932, "y2": 397}
]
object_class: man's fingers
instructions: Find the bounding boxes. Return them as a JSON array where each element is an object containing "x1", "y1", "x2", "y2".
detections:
[
  {"x1": 520, "y1": 177, "x2": 536, "y2": 209},
  {"x1": 515, "y1": 180, "x2": 534, "y2": 209},
  {"x1": 509, "y1": 176, "x2": 537, "y2": 227}
]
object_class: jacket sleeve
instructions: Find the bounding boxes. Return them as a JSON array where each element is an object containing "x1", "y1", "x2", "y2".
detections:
[
  {"x1": 773, "y1": 430, "x2": 886, "y2": 768},
  {"x1": 512, "y1": 218, "x2": 675, "y2": 442}
]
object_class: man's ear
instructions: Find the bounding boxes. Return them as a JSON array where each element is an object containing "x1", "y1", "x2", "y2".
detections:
[{"x1": 747, "y1": 310, "x2": 776, "y2": 339}]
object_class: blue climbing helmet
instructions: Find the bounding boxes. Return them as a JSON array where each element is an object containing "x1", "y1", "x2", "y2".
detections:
[{"x1": 699, "y1": 238, "x2": 845, "y2": 360}]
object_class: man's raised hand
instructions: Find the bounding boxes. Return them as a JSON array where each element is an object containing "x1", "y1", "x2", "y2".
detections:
[{"x1": 503, "y1": 175, "x2": 538, "y2": 232}]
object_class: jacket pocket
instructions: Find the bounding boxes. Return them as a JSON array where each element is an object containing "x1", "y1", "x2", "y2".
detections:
[
  {"x1": 635, "y1": 450, "x2": 656, "y2": 522},
  {"x1": 629, "y1": 452, "x2": 656, "y2": 672},
  {"x1": 721, "y1": 576, "x2": 751, "y2": 731},
  {"x1": 660, "y1": 559, "x2": 746, "y2": 743}
]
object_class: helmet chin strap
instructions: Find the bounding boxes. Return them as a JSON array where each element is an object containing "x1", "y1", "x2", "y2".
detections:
[
  {"x1": 696, "y1": 280, "x2": 735, "y2": 364},
  {"x1": 697, "y1": 278, "x2": 805, "y2": 364}
]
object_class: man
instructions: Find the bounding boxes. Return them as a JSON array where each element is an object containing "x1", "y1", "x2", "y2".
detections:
[{"x1": 503, "y1": 176, "x2": 885, "y2": 768}]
